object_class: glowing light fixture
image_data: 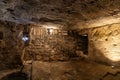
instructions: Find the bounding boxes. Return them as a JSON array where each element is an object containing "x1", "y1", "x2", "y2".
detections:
[
  {"x1": 22, "y1": 36, "x2": 29, "y2": 41},
  {"x1": 42, "y1": 24, "x2": 61, "y2": 35},
  {"x1": 42, "y1": 24, "x2": 60, "y2": 29},
  {"x1": 49, "y1": 28, "x2": 53, "y2": 33},
  {"x1": 47, "y1": 28, "x2": 54, "y2": 35},
  {"x1": 111, "y1": 66, "x2": 114, "y2": 68}
]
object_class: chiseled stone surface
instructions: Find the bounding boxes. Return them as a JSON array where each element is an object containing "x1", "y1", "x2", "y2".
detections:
[
  {"x1": 88, "y1": 23, "x2": 120, "y2": 65},
  {"x1": 0, "y1": 21, "x2": 24, "y2": 70},
  {"x1": 23, "y1": 26, "x2": 87, "y2": 61},
  {"x1": 1, "y1": 0, "x2": 120, "y2": 29}
]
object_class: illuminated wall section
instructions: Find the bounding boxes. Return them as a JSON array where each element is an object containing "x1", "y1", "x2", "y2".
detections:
[{"x1": 89, "y1": 23, "x2": 120, "y2": 63}]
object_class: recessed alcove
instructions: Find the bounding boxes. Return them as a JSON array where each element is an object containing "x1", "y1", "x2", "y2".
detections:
[
  {"x1": 79, "y1": 34, "x2": 88, "y2": 55},
  {"x1": 0, "y1": 32, "x2": 3, "y2": 40},
  {"x1": 1, "y1": 72, "x2": 27, "y2": 80}
]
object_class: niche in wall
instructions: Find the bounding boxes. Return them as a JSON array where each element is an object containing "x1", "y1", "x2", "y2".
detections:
[
  {"x1": 77, "y1": 34, "x2": 88, "y2": 55},
  {"x1": 81, "y1": 34, "x2": 88, "y2": 55},
  {"x1": 0, "y1": 32, "x2": 3, "y2": 40},
  {"x1": 22, "y1": 27, "x2": 30, "y2": 46}
]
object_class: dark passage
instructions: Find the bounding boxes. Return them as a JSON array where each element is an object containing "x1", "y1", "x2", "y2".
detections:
[
  {"x1": 1, "y1": 72, "x2": 27, "y2": 80},
  {"x1": 0, "y1": 32, "x2": 3, "y2": 40},
  {"x1": 79, "y1": 35, "x2": 88, "y2": 55}
]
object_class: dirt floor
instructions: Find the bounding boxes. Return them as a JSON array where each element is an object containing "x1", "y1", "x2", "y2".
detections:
[
  {"x1": 0, "y1": 58, "x2": 120, "y2": 80},
  {"x1": 22, "y1": 59, "x2": 120, "y2": 80}
]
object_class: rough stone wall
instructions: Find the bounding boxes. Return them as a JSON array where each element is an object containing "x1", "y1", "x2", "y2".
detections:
[
  {"x1": 0, "y1": 21, "x2": 88, "y2": 70},
  {"x1": 1, "y1": 0, "x2": 120, "y2": 30},
  {"x1": 0, "y1": 21, "x2": 24, "y2": 70},
  {"x1": 88, "y1": 23, "x2": 120, "y2": 65},
  {"x1": 23, "y1": 27, "x2": 87, "y2": 61}
]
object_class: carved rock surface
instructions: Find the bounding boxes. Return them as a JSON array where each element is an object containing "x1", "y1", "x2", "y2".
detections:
[{"x1": 1, "y1": 0, "x2": 120, "y2": 28}]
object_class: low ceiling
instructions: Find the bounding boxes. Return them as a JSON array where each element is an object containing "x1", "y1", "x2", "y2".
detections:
[{"x1": 0, "y1": 0, "x2": 120, "y2": 30}]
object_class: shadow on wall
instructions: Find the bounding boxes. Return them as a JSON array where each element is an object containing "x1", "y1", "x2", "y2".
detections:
[{"x1": 0, "y1": 72, "x2": 28, "y2": 80}]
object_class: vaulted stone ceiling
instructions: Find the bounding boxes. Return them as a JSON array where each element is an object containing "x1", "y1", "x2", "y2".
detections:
[{"x1": 0, "y1": 0, "x2": 120, "y2": 29}]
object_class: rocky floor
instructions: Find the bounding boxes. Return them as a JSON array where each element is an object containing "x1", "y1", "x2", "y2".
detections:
[
  {"x1": 0, "y1": 59, "x2": 120, "y2": 80},
  {"x1": 22, "y1": 59, "x2": 120, "y2": 80}
]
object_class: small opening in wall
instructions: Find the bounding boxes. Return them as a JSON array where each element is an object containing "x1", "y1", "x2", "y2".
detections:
[
  {"x1": 80, "y1": 34, "x2": 88, "y2": 55},
  {"x1": 1, "y1": 72, "x2": 27, "y2": 80},
  {"x1": 0, "y1": 32, "x2": 3, "y2": 39}
]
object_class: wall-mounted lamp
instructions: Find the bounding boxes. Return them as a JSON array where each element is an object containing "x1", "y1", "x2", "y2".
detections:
[
  {"x1": 47, "y1": 28, "x2": 54, "y2": 35},
  {"x1": 22, "y1": 36, "x2": 30, "y2": 46},
  {"x1": 22, "y1": 36, "x2": 29, "y2": 41}
]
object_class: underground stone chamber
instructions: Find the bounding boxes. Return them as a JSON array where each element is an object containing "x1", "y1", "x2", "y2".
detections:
[{"x1": 1, "y1": 0, "x2": 120, "y2": 80}]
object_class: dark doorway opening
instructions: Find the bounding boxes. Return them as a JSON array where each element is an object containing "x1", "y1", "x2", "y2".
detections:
[
  {"x1": 0, "y1": 32, "x2": 3, "y2": 39},
  {"x1": 1, "y1": 72, "x2": 27, "y2": 80},
  {"x1": 79, "y1": 34, "x2": 88, "y2": 55}
]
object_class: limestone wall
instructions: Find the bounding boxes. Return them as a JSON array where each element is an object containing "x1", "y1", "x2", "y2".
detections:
[
  {"x1": 88, "y1": 23, "x2": 120, "y2": 65},
  {"x1": 23, "y1": 27, "x2": 88, "y2": 61},
  {"x1": 0, "y1": 21, "x2": 24, "y2": 70}
]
